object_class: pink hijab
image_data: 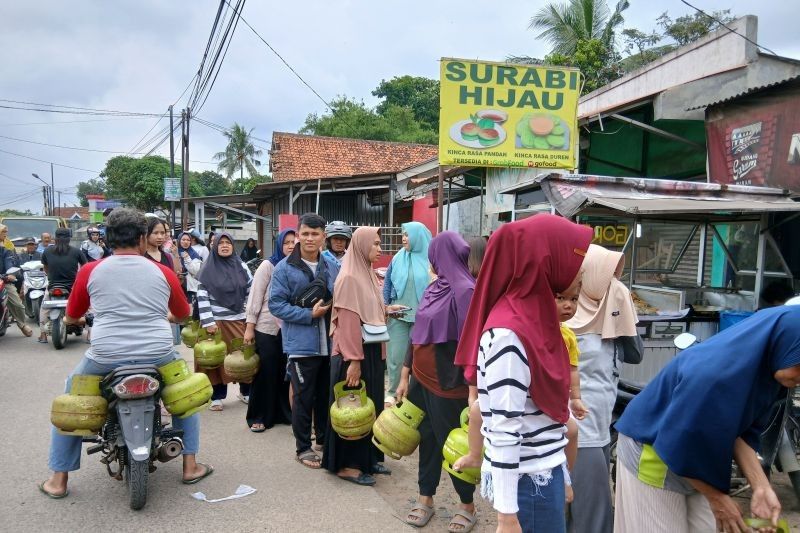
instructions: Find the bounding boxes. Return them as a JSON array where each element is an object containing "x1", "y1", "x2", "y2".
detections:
[{"x1": 331, "y1": 227, "x2": 385, "y2": 332}]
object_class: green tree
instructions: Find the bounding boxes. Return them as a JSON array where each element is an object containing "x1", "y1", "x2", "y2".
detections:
[
  {"x1": 372, "y1": 76, "x2": 440, "y2": 129},
  {"x1": 191, "y1": 170, "x2": 229, "y2": 196},
  {"x1": 229, "y1": 173, "x2": 271, "y2": 195},
  {"x1": 214, "y1": 123, "x2": 263, "y2": 181},
  {"x1": 101, "y1": 155, "x2": 172, "y2": 211},
  {"x1": 0, "y1": 208, "x2": 35, "y2": 217},
  {"x1": 75, "y1": 178, "x2": 107, "y2": 207},
  {"x1": 300, "y1": 96, "x2": 437, "y2": 144},
  {"x1": 546, "y1": 38, "x2": 623, "y2": 94},
  {"x1": 657, "y1": 9, "x2": 733, "y2": 46},
  {"x1": 529, "y1": 0, "x2": 630, "y2": 55}
]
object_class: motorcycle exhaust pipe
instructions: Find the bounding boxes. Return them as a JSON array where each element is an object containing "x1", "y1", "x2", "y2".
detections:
[{"x1": 155, "y1": 438, "x2": 184, "y2": 463}]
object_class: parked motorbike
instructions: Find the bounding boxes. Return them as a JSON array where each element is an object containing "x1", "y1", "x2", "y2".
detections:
[
  {"x1": 83, "y1": 364, "x2": 185, "y2": 510},
  {"x1": 41, "y1": 283, "x2": 83, "y2": 349},
  {"x1": 21, "y1": 260, "x2": 47, "y2": 320},
  {"x1": 610, "y1": 331, "x2": 800, "y2": 501},
  {"x1": 0, "y1": 267, "x2": 20, "y2": 337}
]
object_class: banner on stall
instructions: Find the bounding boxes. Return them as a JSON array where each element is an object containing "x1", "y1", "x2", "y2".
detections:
[{"x1": 439, "y1": 58, "x2": 580, "y2": 169}]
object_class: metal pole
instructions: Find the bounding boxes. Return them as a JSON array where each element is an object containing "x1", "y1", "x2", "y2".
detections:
[
  {"x1": 315, "y1": 178, "x2": 321, "y2": 212},
  {"x1": 479, "y1": 171, "x2": 484, "y2": 236},
  {"x1": 50, "y1": 163, "x2": 55, "y2": 215},
  {"x1": 181, "y1": 108, "x2": 191, "y2": 230},
  {"x1": 628, "y1": 216, "x2": 639, "y2": 289},
  {"x1": 388, "y1": 178, "x2": 395, "y2": 228},
  {"x1": 446, "y1": 177, "x2": 452, "y2": 229},
  {"x1": 57, "y1": 191, "x2": 62, "y2": 210},
  {"x1": 169, "y1": 105, "x2": 176, "y2": 229},
  {"x1": 41, "y1": 186, "x2": 48, "y2": 215},
  {"x1": 436, "y1": 166, "x2": 444, "y2": 233},
  {"x1": 753, "y1": 214, "x2": 768, "y2": 310}
]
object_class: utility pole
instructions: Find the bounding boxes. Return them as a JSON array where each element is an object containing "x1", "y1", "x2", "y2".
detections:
[
  {"x1": 57, "y1": 191, "x2": 62, "y2": 211},
  {"x1": 181, "y1": 107, "x2": 191, "y2": 231},
  {"x1": 41, "y1": 186, "x2": 48, "y2": 215},
  {"x1": 50, "y1": 162, "x2": 55, "y2": 216},
  {"x1": 169, "y1": 105, "x2": 175, "y2": 229}
]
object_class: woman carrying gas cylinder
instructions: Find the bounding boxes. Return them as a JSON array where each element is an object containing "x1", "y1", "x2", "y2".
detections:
[
  {"x1": 323, "y1": 227, "x2": 390, "y2": 486},
  {"x1": 395, "y1": 231, "x2": 477, "y2": 531},
  {"x1": 196, "y1": 232, "x2": 253, "y2": 411}
]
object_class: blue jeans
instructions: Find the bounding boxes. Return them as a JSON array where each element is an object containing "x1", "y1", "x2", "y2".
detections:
[
  {"x1": 517, "y1": 467, "x2": 566, "y2": 533},
  {"x1": 48, "y1": 353, "x2": 200, "y2": 472}
]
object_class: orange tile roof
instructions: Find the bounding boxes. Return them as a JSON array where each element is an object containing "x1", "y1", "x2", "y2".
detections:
[
  {"x1": 269, "y1": 132, "x2": 438, "y2": 182},
  {"x1": 54, "y1": 206, "x2": 90, "y2": 220}
]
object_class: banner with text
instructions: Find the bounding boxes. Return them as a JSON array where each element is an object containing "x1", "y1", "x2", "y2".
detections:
[{"x1": 439, "y1": 58, "x2": 580, "y2": 169}]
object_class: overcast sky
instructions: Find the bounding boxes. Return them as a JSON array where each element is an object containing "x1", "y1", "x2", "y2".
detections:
[{"x1": 0, "y1": 0, "x2": 796, "y2": 213}]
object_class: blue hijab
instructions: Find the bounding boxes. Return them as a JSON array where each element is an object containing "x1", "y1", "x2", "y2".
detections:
[
  {"x1": 269, "y1": 229, "x2": 295, "y2": 266},
  {"x1": 390, "y1": 222, "x2": 432, "y2": 302},
  {"x1": 177, "y1": 231, "x2": 201, "y2": 270},
  {"x1": 615, "y1": 305, "x2": 800, "y2": 492}
]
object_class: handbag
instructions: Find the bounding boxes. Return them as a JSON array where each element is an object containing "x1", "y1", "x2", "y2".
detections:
[
  {"x1": 615, "y1": 335, "x2": 644, "y2": 364},
  {"x1": 293, "y1": 260, "x2": 329, "y2": 308},
  {"x1": 361, "y1": 323, "x2": 389, "y2": 344}
]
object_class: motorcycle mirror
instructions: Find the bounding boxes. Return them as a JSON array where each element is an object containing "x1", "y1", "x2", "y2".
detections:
[{"x1": 674, "y1": 332, "x2": 697, "y2": 350}]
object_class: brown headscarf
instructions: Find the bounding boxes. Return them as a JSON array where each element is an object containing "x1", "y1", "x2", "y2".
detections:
[
  {"x1": 566, "y1": 244, "x2": 638, "y2": 339},
  {"x1": 330, "y1": 226, "x2": 385, "y2": 333}
]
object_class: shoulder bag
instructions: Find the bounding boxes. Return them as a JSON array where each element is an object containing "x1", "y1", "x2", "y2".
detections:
[{"x1": 361, "y1": 323, "x2": 389, "y2": 344}]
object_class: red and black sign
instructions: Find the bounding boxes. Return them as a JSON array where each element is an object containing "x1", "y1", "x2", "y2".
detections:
[{"x1": 706, "y1": 82, "x2": 800, "y2": 191}]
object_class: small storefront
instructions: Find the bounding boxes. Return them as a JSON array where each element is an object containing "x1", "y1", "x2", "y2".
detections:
[{"x1": 502, "y1": 173, "x2": 800, "y2": 385}]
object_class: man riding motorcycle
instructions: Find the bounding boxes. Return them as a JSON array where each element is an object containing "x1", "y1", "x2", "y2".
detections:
[
  {"x1": 0, "y1": 238, "x2": 33, "y2": 337},
  {"x1": 19, "y1": 238, "x2": 43, "y2": 263},
  {"x1": 39, "y1": 229, "x2": 86, "y2": 343},
  {"x1": 40, "y1": 208, "x2": 211, "y2": 498},
  {"x1": 80, "y1": 226, "x2": 112, "y2": 263}
]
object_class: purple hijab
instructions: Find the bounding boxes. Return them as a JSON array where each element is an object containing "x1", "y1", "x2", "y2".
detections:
[{"x1": 411, "y1": 231, "x2": 475, "y2": 345}]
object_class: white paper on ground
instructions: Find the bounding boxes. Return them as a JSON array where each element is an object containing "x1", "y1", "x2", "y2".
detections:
[{"x1": 191, "y1": 484, "x2": 257, "y2": 503}]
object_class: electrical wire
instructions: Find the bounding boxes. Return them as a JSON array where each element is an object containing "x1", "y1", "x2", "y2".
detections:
[
  {"x1": 0, "y1": 133, "x2": 149, "y2": 154},
  {"x1": 678, "y1": 0, "x2": 778, "y2": 56},
  {"x1": 0, "y1": 170, "x2": 40, "y2": 186},
  {"x1": 0, "y1": 103, "x2": 161, "y2": 117},
  {"x1": 0, "y1": 117, "x2": 154, "y2": 127},
  {"x1": 222, "y1": 0, "x2": 361, "y2": 137},
  {"x1": 0, "y1": 147, "x2": 100, "y2": 174}
]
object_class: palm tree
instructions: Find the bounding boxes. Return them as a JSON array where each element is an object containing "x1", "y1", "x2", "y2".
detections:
[
  {"x1": 530, "y1": 0, "x2": 629, "y2": 56},
  {"x1": 213, "y1": 123, "x2": 263, "y2": 181}
]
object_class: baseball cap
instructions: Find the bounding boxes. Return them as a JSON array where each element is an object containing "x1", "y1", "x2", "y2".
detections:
[{"x1": 25, "y1": 237, "x2": 36, "y2": 244}]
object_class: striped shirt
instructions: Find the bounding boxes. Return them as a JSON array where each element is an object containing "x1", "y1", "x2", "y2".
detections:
[
  {"x1": 196, "y1": 262, "x2": 253, "y2": 327},
  {"x1": 478, "y1": 328, "x2": 568, "y2": 514}
]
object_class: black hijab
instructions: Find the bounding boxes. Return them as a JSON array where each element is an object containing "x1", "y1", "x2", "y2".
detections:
[
  {"x1": 196, "y1": 232, "x2": 249, "y2": 313},
  {"x1": 240, "y1": 238, "x2": 258, "y2": 262}
]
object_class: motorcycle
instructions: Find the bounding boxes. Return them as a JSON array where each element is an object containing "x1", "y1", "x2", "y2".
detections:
[
  {"x1": 84, "y1": 364, "x2": 185, "y2": 510},
  {"x1": 41, "y1": 283, "x2": 84, "y2": 349},
  {"x1": 0, "y1": 267, "x2": 20, "y2": 337},
  {"x1": 21, "y1": 260, "x2": 47, "y2": 320},
  {"x1": 610, "y1": 332, "x2": 800, "y2": 501}
]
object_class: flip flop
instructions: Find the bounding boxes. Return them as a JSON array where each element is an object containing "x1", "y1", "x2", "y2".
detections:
[
  {"x1": 371, "y1": 463, "x2": 392, "y2": 475},
  {"x1": 38, "y1": 481, "x2": 69, "y2": 499},
  {"x1": 337, "y1": 473, "x2": 376, "y2": 486},
  {"x1": 182, "y1": 463, "x2": 214, "y2": 484},
  {"x1": 405, "y1": 502, "x2": 435, "y2": 528},
  {"x1": 296, "y1": 450, "x2": 322, "y2": 469},
  {"x1": 250, "y1": 424, "x2": 266, "y2": 433},
  {"x1": 448, "y1": 510, "x2": 477, "y2": 533}
]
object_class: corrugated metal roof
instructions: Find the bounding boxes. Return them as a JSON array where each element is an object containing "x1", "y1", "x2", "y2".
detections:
[{"x1": 687, "y1": 74, "x2": 800, "y2": 110}]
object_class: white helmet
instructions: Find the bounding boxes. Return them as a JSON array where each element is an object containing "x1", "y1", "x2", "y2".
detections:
[{"x1": 325, "y1": 221, "x2": 352, "y2": 240}]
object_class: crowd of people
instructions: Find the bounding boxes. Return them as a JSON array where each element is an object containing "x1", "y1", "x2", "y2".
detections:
[{"x1": 17, "y1": 207, "x2": 795, "y2": 532}]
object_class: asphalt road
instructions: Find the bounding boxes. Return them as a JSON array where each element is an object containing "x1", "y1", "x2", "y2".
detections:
[{"x1": 0, "y1": 325, "x2": 412, "y2": 533}]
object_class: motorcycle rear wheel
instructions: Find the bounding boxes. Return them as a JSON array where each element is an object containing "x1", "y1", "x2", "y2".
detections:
[
  {"x1": 30, "y1": 299, "x2": 41, "y2": 323},
  {"x1": 126, "y1": 451, "x2": 149, "y2": 511},
  {"x1": 52, "y1": 316, "x2": 67, "y2": 350}
]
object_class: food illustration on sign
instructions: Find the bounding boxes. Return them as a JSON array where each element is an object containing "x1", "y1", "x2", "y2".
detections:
[
  {"x1": 449, "y1": 109, "x2": 508, "y2": 149},
  {"x1": 515, "y1": 113, "x2": 570, "y2": 150}
]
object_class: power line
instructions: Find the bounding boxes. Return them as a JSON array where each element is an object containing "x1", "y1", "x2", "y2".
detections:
[
  {"x1": 0, "y1": 170, "x2": 39, "y2": 186},
  {"x1": 0, "y1": 147, "x2": 100, "y2": 174},
  {"x1": 678, "y1": 0, "x2": 778, "y2": 56},
  {"x1": 0, "y1": 133, "x2": 151, "y2": 154},
  {"x1": 223, "y1": 0, "x2": 360, "y2": 136},
  {"x1": 0, "y1": 103, "x2": 161, "y2": 117},
  {"x1": 0, "y1": 116, "x2": 154, "y2": 127},
  {"x1": 0, "y1": 98, "x2": 164, "y2": 115}
]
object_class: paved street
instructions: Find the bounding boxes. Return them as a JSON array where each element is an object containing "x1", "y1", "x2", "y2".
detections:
[
  {"x1": 0, "y1": 325, "x2": 412, "y2": 533},
  {"x1": 3, "y1": 321, "x2": 800, "y2": 532}
]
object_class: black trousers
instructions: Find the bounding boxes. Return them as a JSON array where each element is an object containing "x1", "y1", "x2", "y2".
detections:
[
  {"x1": 246, "y1": 331, "x2": 291, "y2": 429},
  {"x1": 288, "y1": 356, "x2": 329, "y2": 454},
  {"x1": 407, "y1": 377, "x2": 474, "y2": 504}
]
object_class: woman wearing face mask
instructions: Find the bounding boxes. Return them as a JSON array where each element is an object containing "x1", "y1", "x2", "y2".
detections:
[
  {"x1": 565, "y1": 245, "x2": 643, "y2": 533},
  {"x1": 196, "y1": 233, "x2": 253, "y2": 411},
  {"x1": 383, "y1": 222, "x2": 432, "y2": 407}
]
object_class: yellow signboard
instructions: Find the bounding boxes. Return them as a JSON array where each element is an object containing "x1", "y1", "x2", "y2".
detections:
[{"x1": 439, "y1": 58, "x2": 580, "y2": 169}]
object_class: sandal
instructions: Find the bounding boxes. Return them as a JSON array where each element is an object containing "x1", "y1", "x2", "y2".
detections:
[
  {"x1": 208, "y1": 400, "x2": 223, "y2": 411},
  {"x1": 182, "y1": 463, "x2": 214, "y2": 484},
  {"x1": 250, "y1": 423, "x2": 266, "y2": 433},
  {"x1": 337, "y1": 472, "x2": 376, "y2": 486},
  {"x1": 38, "y1": 481, "x2": 69, "y2": 499},
  {"x1": 448, "y1": 510, "x2": 477, "y2": 533},
  {"x1": 296, "y1": 450, "x2": 321, "y2": 469},
  {"x1": 405, "y1": 501, "x2": 435, "y2": 527}
]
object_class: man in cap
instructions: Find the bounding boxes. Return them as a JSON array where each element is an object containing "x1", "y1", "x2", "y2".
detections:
[{"x1": 19, "y1": 238, "x2": 43, "y2": 263}]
